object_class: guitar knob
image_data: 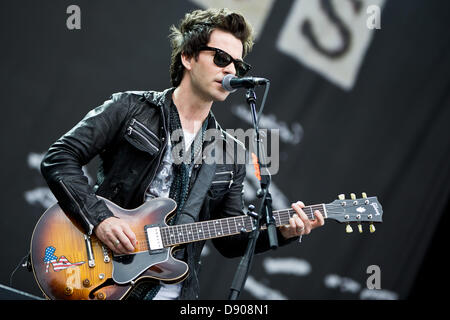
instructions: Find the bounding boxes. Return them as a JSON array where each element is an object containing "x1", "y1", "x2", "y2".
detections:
[
  {"x1": 64, "y1": 286, "x2": 74, "y2": 296},
  {"x1": 358, "y1": 224, "x2": 363, "y2": 233},
  {"x1": 338, "y1": 194, "x2": 345, "y2": 200},
  {"x1": 362, "y1": 192, "x2": 367, "y2": 199},
  {"x1": 350, "y1": 193, "x2": 356, "y2": 200},
  {"x1": 369, "y1": 223, "x2": 376, "y2": 233},
  {"x1": 346, "y1": 224, "x2": 353, "y2": 233},
  {"x1": 97, "y1": 292, "x2": 106, "y2": 300},
  {"x1": 83, "y1": 279, "x2": 91, "y2": 288}
]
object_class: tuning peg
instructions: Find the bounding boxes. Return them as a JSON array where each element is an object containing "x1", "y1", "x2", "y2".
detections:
[
  {"x1": 350, "y1": 193, "x2": 356, "y2": 200},
  {"x1": 369, "y1": 223, "x2": 376, "y2": 233},
  {"x1": 346, "y1": 224, "x2": 353, "y2": 233},
  {"x1": 338, "y1": 194, "x2": 345, "y2": 200},
  {"x1": 358, "y1": 224, "x2": 363, "y2": 233},
  {"x1": 362, "y1": 192, "x2": 367, "y2": 199}
]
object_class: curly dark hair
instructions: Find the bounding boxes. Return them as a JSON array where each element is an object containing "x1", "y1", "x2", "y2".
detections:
[{"x1": 168, "y1": 8, "x2": 254, "y2": 87}]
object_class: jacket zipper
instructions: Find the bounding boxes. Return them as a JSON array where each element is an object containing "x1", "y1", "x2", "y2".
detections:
[
  {"x1": 59, "y1": 179, "x2": 94, "y2": 235},
  {"x1": 215, "y1": 171, "x2": 233, "y2": 176},
  {"x1": 131, "y1": 118, "x2": 159, "y2": 141},
  {"x1": 127, "y1": 126, "x2": 159, "y2": 153},
  {"x1": 143, "y1": 105, "x2": 168, "y2": 202},
  {"x1": 212, "y1": 171, "x2": 234, "y2": 188}
]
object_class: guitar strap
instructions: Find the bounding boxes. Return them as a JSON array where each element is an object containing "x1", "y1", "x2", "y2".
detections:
[
  {"x1": 174, "y1": 113, "x2": 219, "y2": 226},
  {"x1": 176, "y1": 161, "x2": 216, "y2": 225}
]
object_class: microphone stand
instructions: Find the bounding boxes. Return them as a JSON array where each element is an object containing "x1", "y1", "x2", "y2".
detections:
[{"x1": 228, "y1": 86, "x2": 277, "y2": 300}]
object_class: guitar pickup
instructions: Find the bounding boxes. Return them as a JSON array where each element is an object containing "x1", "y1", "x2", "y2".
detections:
[{"x1": 145, "y1": 226, "x2": 164, "y2": 252}]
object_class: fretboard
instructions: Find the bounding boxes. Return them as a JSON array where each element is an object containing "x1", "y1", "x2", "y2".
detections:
[{"x1": 159, "y1": 204, "x2": 327, "y2": 247}]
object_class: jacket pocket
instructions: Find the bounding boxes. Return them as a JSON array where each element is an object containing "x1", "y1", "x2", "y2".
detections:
[
  {"x1": 209, "y1": 170, "x2": 234, "y2": 198},
  {"x1": 124, "y1": 118, "x2": 160, "y2": 156}
]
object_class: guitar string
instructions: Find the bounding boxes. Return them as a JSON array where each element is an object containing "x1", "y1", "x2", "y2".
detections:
[
  {"x1": 94, "y1": 212, "x2": 378, "y2": 252},
  {"x1": 108, "y1": 206, "x2": 373, "y2": 239},
  {"x1": 92, "y1": 204, "x2": 378, "y2": 250},
  {"x1": 101, "y1": 202, "x2": 375, "y2": 243}
]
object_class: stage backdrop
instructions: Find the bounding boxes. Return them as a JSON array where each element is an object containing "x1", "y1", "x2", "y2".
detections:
[{"x1": 1, "y1": 0, "x2": 449, "y2": 300}]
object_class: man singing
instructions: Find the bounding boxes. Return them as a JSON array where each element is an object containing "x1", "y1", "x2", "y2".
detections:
[{"x1": 41, "y1": 8, "x2": 324, "y2": 300}]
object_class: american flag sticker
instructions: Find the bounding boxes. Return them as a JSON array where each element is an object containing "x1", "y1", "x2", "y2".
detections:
[{"x1": 43, "y1": 246, "x2": 85, "y2": 273}]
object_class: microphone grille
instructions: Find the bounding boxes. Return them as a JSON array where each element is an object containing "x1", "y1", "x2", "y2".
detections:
[{"x1": 222, "y1": 74, "x2": 237, "y2": 92}]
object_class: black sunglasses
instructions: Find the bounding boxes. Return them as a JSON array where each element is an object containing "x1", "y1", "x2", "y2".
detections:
[{"x1": 199, "y1": 46, "x2": 251, "y2": 77}]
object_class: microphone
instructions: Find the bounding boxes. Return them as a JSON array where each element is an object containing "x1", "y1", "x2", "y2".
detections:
[{"x1": 222, "y1": 74, "x2": 269, "y2": 92}]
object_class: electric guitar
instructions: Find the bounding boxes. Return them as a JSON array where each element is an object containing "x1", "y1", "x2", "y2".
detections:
[{"x1": 30, "y1": 193, "x2": 383, "y2": 300}]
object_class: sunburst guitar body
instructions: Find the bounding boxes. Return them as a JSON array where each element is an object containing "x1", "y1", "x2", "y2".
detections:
[{"x1": 30, "y1": 196, "x2": 187, "y2": 300}]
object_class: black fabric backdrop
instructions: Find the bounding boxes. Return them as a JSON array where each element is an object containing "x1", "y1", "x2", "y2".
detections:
[{"x1": 1, "y1": 0, "x2": 449, "y2": 300}]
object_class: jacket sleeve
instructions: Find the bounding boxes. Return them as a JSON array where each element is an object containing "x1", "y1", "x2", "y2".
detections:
[
  {"x1": 210, "y1": 163, "x2": 299, "y2": 258},
  {"x1": 40, "y1": 93, "x2": 132, "y2": 235}
]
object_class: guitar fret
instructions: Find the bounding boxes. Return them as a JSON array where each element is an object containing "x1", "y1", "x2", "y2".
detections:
[
  {"x1": 173, "y1": 225, "x2": 178, "y2": 244},
  {"x1": 226, "y1": 218, "x2": 231, "y2": 236},
  {"x1": 160, "y1": 227, "x2": 167, "y2": 246},
  {"x1": 226, "y1": 218, "x2": 232, "y2": 235},
  {"x1": 242, "y1": 216, "x2": 249, "y2": 231},
  {"x1": 202, "y1": 221, "x2": 208, "y2": 240},
  {"x1": 236, "y1": 216, "x2": 244, "y2": 232},
  {"x1": 161, "y1": 227, "x2": 167, "y2": 246},
  {"x1": 220, "y1": 220, "x2": 225, "y2": 236},
  {"x1": 173, "y1": 226, "x2": 178, "y2": 244},
  {"x1": 195, "y1": 223, "x2": 199, "y2": 241},
  {"x1": 176, "y1": 225, "x2": 182, "y2": 244},
  {"x1": 196, "y1": 223, "x2": 202, "y2": 241},
  {"x1": 217, "y1": 220, "x2": 223, "y2": 236},
  {"x1": 198, "y1": 221, "x2": 203, "y2": 240},
  {"x1": 275, "y1": 212, "x2": 281, "y2": 226},
  {"x1": 216, "y1": 220, "x2": 221, "y2": 236},
  {"x1": 181, "y1": 224, "x2": 187, "y2": 243},
  {"x1": 187, "y1": 224, "x2": 193, "y2": 242},
  {"x1": 177, "y1": 225, "x2": 182, "y2": 243},
  {"x1": 209, "y1": 220, "x2": 215, "y2": 238},
  {"x1": 205, "y1": 221, "x2": 211, "y2": 239},
  {"x1": 206, "y1": 221, "x2": 212, "y2": 239},
  {"x1": 222, "y1": 220, "x2": 227, "y2": 235},
  {"x1": 247, "y1": 216, "x2": 253, "y2": 230},
  {"x1": 182, "y1": 225, "x2": 187, "y2": 242},
  {"x1": 185, "y1": 224, "x2": 191, "y2": 242},
  {"x1": 179, "y1": 225, "x2": 184, "y2": 243},
  {"x1": 215, "y1": 221, "x2": 220, "y2": 237}
]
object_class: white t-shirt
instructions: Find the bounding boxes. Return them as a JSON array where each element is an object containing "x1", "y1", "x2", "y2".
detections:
[{"x1": 183, "y1": 129, "x2": 196, "y2": 150}]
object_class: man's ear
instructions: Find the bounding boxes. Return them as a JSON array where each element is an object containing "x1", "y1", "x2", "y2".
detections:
[{"x1": 181, "y1": 52, "x2": 193, "y2": 71}]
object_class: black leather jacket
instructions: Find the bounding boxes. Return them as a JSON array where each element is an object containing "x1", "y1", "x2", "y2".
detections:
[{"x1": 41, "y1": 88, "x2": 296, "y2": 299}]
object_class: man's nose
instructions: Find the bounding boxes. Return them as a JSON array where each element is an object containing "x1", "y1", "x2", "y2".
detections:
[{"x1": 222, "y1": 62, "x2": 236, "y2": 75}]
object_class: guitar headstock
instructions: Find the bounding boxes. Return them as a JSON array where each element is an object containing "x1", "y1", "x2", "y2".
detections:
[{"x1": 325, "y1": 193, "x2": 383, "y2": 233}]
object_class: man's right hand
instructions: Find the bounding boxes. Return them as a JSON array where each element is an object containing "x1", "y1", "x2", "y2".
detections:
[{"x1": 94, "y1": 217, "x2": 137, "y2": 254}]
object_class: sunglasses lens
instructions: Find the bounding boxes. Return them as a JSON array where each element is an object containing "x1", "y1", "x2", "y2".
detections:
[
  {"x1": 235, "y1": 61, "x2": 251, "y2": 77},
  {"x1": 213, "y1": 51, "x2": 232, "y2": 68}
]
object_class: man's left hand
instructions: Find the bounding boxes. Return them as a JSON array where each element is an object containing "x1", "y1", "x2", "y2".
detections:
[{"x1": 280, "y1": 201, "x2": 325, "y2": 239}]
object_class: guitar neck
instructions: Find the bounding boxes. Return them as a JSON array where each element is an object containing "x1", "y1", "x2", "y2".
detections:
[{"x1": 160, "y1": 204, "x2": 327, "y2": 247}]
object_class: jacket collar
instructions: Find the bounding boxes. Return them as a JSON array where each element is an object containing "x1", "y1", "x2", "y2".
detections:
[{"x1": 144, "y1": 87, "x2": 223, "y2": 135}]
